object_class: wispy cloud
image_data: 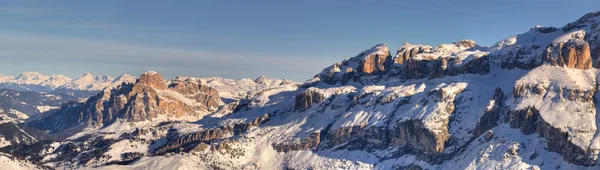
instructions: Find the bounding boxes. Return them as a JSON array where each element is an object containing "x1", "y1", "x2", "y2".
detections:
[
  {"x1": 0, "y1": 7, "x2": 51, "y2": 15},
  {"x1": 45, "y1": 21, "x2": 119, "y2": 30},
  {"x1": 0, "y1": 31, "x2": 338, "y2": 81}
]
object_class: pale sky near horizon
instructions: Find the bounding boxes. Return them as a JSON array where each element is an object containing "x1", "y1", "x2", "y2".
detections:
[{"x1": 0, "y1": 0, "x2": 599, "y2": 81}]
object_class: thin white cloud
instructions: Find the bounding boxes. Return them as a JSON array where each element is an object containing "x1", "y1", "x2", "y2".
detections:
[
  {"x1": 0, "y1": 31, "x2": 339, "y2": 81},
  {"x1": 44, "y1": 21, "x2": 119, "y2": 30},
  {"x1": 0, "y1": 7, "x2": 51, "y2": 15}
]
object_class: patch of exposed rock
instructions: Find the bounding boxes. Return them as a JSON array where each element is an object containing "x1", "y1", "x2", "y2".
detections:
[
  {"x1": 505, "y1": 107, "x2": 597, "y2": 165},
  {"x1": 358, "y1": 45, "x2": 393, "y2": 75},
  {"x1": 316, "y1": 44, "x2": 392, "y2": 85},
  {"x1": 513, "y1": 82, "x2": 595, "y2": 102},
  {"x1": 155, "y1": 114, "x2": 269, "y2": 155},
  {"x1": 544, "y1": 39, "x2": 593, "y2": 69},
  {"x1": 136, "y1": 71, "x2": 167, "y2": 90},
  {"x1": 273, "y1": 132, "x2": 321, "y2": 152},
  {"x1": 472, "y1": 88, "x2": 505, "y2": 137},
  {"x1": 294, "y1": 88, "x2": 325, "y2": 111}
]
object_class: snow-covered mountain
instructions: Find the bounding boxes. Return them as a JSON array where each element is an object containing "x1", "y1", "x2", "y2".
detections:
[
  {"x1": 0, "y1": 72, "x2": 137, "y2": 98},
  {"x1": 2, "y1": 10, "x2": 600, "y2": 170},
  {"x1": 191, "y1": 76, "x2": 293, "y2": 101}
]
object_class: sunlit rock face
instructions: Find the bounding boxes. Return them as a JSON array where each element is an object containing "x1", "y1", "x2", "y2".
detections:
[{"x1": 27, "y1": 71, "x2": 222, "y2": 133}]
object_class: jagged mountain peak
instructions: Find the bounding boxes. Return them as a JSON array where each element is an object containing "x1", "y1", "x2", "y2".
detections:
[
  {"x1": 112, "y1": 73, "x2": 136, "y2": 84},
  {"x1": 17, "y1": 72, "x2": 44, "y2": 77},
  {"x1": 81, "y1": 72, "x2": 93, "y2": 77},
  {"x1": 254, "y1": 75, "x2": 267, "y2": 84},
  {"x1": 357, "y1": 43, "x2": 389, "y2": 60},
  {"x1": 15, "y1": 72, "x2": 48, "y2": 82},
  {"x1": 568, "y1": 10, "x2": 600, "y2": 27},
  {"x1": 137, "y1": 71, "x2": 167, "y2": 89},
  {"x1": 453, "y1": 39, "x2": 477, "y2": 48},
  {"x1": 73, "y1": 72, "x2": 94, "y2": 82}
]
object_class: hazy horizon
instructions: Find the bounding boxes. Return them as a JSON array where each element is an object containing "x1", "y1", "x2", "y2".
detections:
[{"x1": 1, "y1": 0, "x2": 600, "y2": 81}]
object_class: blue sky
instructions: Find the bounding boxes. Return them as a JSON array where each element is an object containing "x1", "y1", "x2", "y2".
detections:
[{"x1": 0, "y1": 0, "x2": 599, "y2": 81}]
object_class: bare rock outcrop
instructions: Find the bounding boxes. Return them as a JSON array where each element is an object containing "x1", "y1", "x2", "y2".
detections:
[
  {"x1": 473, "y1": 88, "x2": 505, "y2": 137},
  {"x1": 544, "y1": 39, "x2": 593, "y2": 69},
  {"x1": 562, "y1": 11, "x2": 600, "y2": 67},
  {"x1": 155, "y1": 114, "x2": 269, "y2": 155},
  {"x1": 316, "y1": 44, "x2": 392, "y2": 85},
  {"x1": 136, "y1": 71, "x2": 167, "y2": 90},
  {"x1": 170, "y1": 78, "x2": 221, "y2": 110},
  {"x1": 273, "y1": 132, "x2": 321, "y2": 152},
  {"x1": 505, "y1": 107, "x2": 596, "y2": 165},
  {"x1": 395, "y1": 43, "x2": 431, "y2": 65},
  {"x1": 513, "y1": 83, "x2": 595, "y2": 102},
  {"x1": 294, "y1": 88, "x2": 325, "y2": 111},
  {"x1": 357, "y1": 44, "x2": 393, "y2": 75}
]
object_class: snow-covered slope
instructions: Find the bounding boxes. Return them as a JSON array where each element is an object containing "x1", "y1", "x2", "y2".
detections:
[{"x1": 0, "y1": 154, "x2": 40, "y2": 170}]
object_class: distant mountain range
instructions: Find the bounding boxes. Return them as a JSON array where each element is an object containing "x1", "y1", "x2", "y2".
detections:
[{"x1": 0, "y1": 72, "x2": 136, "y2": 98}]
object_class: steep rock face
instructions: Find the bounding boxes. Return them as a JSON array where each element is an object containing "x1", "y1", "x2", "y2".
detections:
[
  {"x1": 388, "y1": 120, "x2": 448, "y2": 161},
  {"x1": 386, "y1": 87, "x2": 462, "y2": 156},
  {"x1": 393, "y1": 40, "x2": 489, "y2": 81},
  {"x1": 169, "y1": 79, "x2": 221, "y2": 110},
  {"x1": 317, "y1": 44, "x2": 392, "y2": 85},
  {"x1": 505, "y1": 107, "x2": 596, "y2": 165},
  {"x1": 395, "y1": 43, "x2": 431, "y2": 64},
  {"x1": 26, "y1": 71, "x2": 222, "y2": 133},
  {"x1": 562, "y1": 11, "x2": 600, "y2": 67},
  {"x1": 472, "y1": 88, "x2": 505, "y2": 137},
  {"x1": 509, "y1": 65, "x2": 598, "y2": 165},
  {"x1": 316, "y1": 41, "x2": 490, "y2": 85},
  {"x1": 155, "y1": 114, "x2": 269, "y2": 155},
  {"x1": 545, "y1": 38, "x2": 593, "y2": 69},
  {"x1": 315, "y1": 83, "x2": 470, "y2": 161},
  {"x1": 294, "y1": 88, "x2": 325, "y2": 111},
  {"x1": 136, "y1": 71, "x2": 167, "y2": 90},
  {"x1": 273, "y1": 132, "x2": 321, "y2": 152},
  {"x1": 399, "y1": 53, "x2": 489, "y2": 80},
  {"x1": 357, "y1": 44, "x2": 392, "y2": 75}
]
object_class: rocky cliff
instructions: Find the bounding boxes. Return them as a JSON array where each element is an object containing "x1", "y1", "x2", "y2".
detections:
[{"x1": 26, "y1": 71, "x2": 222, "y2": 134}]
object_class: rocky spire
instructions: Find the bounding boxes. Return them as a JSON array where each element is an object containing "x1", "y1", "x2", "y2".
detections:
[
  {"x1": 254, "y1": 75, "x2": 267, "y2": 84},
  {"x1": 137, "y1": 71, "x2": 167, "y2": 90}
]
